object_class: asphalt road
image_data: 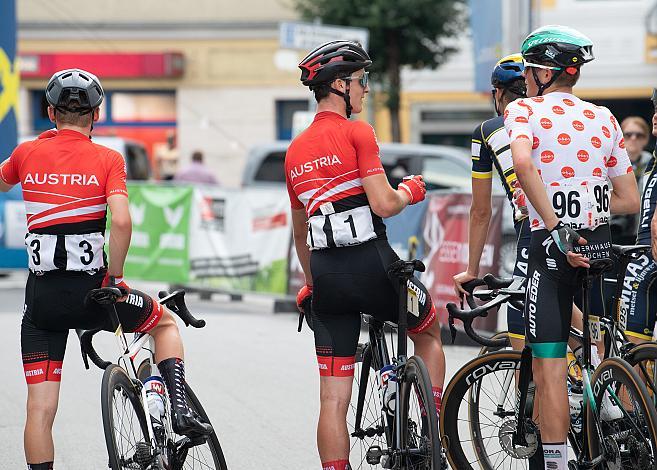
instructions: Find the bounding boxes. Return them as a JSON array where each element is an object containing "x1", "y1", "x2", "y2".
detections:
[{"x1": 0, "y1": 275, "x2": 478, "y2": 469}]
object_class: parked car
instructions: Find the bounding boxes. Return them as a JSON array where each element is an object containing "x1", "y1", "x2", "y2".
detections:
[
  {"x1": 243, "y1": 141, "x2": 518, "y2": 276},
  {"x1": 19, "y1": 134, "x2": 151, "y2": 181}
]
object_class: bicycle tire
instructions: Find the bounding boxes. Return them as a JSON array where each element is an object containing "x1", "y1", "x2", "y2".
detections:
[
  {"x1": 137, "y1": 358, "x2": 228, "y2": 469},
  {"x1": 623, "y1": 342, "x2": 657, "y2": 403},
  {"x1": 441, "y1": 350, "x2": 536, "y2": 470},
  {"x1": 397, "y1": 355, "x2": 442, "y2": 469},
  {"x1": 347, "y1": 342, "x2": 390, "y2": 469},
  {"x1": 477, "y1": 331, "x2": 511, "y2": 356},
  {"x1": 101, "y1": 364, "x2": 151, "y2": 470},
  {"x1": 586, "y1": 357, "x2": 657, "y2": 469}
]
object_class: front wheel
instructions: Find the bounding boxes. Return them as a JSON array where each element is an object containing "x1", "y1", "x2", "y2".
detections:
[
  {"x1": 101, "y1": 364, "x2": 151, "y2": 470},
  {"x1": 586, "y1": 357, "x2": 657, "y2": 469},
  {"x1": 137, "y1": 358, "x2": 228, "y2": 469},
  {"x1": 397, "y1": 356, "x2": 442, "y2": 469}
]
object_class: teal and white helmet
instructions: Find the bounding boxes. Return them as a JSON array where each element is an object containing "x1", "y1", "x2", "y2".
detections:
[{"x1": 521, "y1": 25, "x2": 594, "y2": 68}]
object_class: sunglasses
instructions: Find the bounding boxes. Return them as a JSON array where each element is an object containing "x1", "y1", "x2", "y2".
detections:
[
  {"x1": 345, "y1": 71, "x2": 369, "y2": 88},
  {"x1": 624, "y1": 132, "x2": 647, "y2": 139},
  {"x1": 522, "y1": 60, "x2": 562, "y2": 71}
]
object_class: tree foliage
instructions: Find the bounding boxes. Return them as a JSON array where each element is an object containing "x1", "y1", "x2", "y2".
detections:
[{"x1": 292, "y1": 0, "x2": 467, "y2": 140}]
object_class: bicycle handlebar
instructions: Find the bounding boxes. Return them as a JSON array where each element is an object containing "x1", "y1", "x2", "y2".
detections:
[
  {"x1": 79, "y1": 288, "x2": 206, "y2": 371},
  {"x1": 449, "y1": 273, "x2": 525, "y2": 348}
]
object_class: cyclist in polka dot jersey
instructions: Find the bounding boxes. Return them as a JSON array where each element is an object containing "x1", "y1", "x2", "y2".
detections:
[{"x1": 505, "y1": 25, "x2": 639, "y2": 470}]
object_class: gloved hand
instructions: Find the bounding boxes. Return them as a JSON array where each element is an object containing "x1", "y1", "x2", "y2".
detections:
[
  {"x1": 549, "y1": 221, "x2": 581, "y2": 256},
  {"x1": 398, "y1": 175, "x2": 426, "y2": 205},
  {"x1": 102, "y1": 272, "x2": 130, "y2": 296},
  {"x1": 296, "y1": 284, "x2": 313, "y2": 313},
  {"x1": 511, "y1": 182, "x2": 529, "y2": 218}
]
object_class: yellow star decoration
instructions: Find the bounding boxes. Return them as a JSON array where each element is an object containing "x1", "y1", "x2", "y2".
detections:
[{"x1": 0, "y1": 48, "x2": 19, "y2": 123}]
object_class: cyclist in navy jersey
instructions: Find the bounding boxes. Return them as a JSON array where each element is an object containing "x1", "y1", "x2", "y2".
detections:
[{"x1": 621, "y1": 89, "x2": 657, "y2": 344}]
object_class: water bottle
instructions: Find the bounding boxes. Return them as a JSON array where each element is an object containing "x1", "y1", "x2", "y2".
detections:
[
  {"x1": 144, "y1": 375, "x2": 166, "y2": 422},
  {"x1": 567, "y1": 382, "x2": 583, "y2": 433},
  {"x1": 378, "y1": 365, "x2": 397, "y2": 415}
]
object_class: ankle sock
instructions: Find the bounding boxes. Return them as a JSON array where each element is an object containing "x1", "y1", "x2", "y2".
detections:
[
  {"x1": 543, "y1": 442, "x2": 567, "y2": 470},
  {"x1": 157, "y1": 357, "x2": 188, "y2": 414},
  {"x1": 432, "y1": 386, "x2": 443, "y2": 416},
  {"x1": 322, "y1": 459, "x2": 351, "y2": 470},
  {"x1": 27, "y1": 463, "x2": 53, "y2": 470}
]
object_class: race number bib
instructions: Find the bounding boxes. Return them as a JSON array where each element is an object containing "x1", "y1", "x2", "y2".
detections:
[
  {"x1": 25, "y1": 232, "x2": 105, "y2": 272},
  {"x1": 307, "y1": 205, "x2": 377, "y2": 249},
  {"x1": 546, "y1": 179, "x2": 609, "y2": 230}
]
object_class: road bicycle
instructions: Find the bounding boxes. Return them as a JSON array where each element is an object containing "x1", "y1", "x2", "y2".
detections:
[
  {"x1": 79, "y1": 288, "x2": 227, "y2": 470},
  {"x1": 440, "y1": 255, "x2": 657, "y2": 469},
  {"x1": 299, "y1": 259, "x2": 444, "y2": 469}
]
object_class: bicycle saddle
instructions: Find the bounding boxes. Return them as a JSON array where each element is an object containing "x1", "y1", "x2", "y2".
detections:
[
  {"x1": 586, "y1": 258, "x2": 614, "y2": 278},
  {"x1": 86, "y1": 287, "x2": 124, "y2": 305},
  {"x1": 611, "y1": 244, "x2": 650, "y2": 259},
  {"x1": 387, "y1": 259, "x2": 425, "y2": 279}
]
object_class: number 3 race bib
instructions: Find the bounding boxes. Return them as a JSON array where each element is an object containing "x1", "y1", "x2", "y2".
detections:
[
  {"x1": 25, "y1": 232, "x2": 105, "y2": 272},
  {"x1": 307, "y1": 205, "x2": 377, "y2": 249},
  {"x1": 547, "y1": 179, "x2": 610, "y2": 230}
]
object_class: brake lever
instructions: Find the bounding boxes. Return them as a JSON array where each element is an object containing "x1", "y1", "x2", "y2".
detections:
[
  {"x1": 297, "y1": 311, "x2": 304, "y2": 333},
  {"x1": 448, "y1": 315, "x2": 457, "y2": 345}
]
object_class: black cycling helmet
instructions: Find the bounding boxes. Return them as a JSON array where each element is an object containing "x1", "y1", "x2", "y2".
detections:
[
  {"x1": 299, "y1": 40, "x2": 371, "y2": 87},
  {"x1": 299, "y1": 40, "x2": 371, "y2": 118},
  {"x1": 46, "y1": 68, "x2": 104, "y2": 115}
]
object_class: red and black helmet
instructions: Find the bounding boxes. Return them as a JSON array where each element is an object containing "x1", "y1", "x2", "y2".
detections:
[{"x1": 299, "y1": 40, "x2": 371, "y2": 88}]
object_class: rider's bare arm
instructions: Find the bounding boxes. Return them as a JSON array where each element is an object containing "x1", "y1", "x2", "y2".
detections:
[
  {"x1": 291, "y1": 208, "x2": 312, "y2": 287},
  {"x1": 609, "y1": 172, "x2": 640, "y2": 215},
  {"x1": 467, "y1": 177, "x2": 493, "y2": 275},
  {"x1": 361, "y1": 173, "x2": 410, "y2": 218},
  {"x1": 107, "y1": 194, "x2": 131, "y2": 278},
  {"x1": 511, "y1": 138, "x2": 560, "y2": 230}
]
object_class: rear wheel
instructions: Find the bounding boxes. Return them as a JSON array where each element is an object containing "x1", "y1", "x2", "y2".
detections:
[
  {"x1": 586, "y1": 357, "x2": 657, "y2": 469},
  {"x1": 347, "y1": 342, "x2": 390, "y2": 469},
  {"x1": 397, "y1": 356, "x2": 442, "y2": 469},
  {"x1": 101, "y1": 364, "x2": 151, "y2": 470}
]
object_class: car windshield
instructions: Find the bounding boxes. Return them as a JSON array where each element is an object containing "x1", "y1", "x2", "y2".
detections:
[{"x1": 422, "y1": 155, "x2": 471, "y2": 190}]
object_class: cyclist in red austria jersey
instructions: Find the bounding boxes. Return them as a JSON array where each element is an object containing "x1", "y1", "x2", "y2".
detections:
[
  {"x1": 287, "y1": 41, "x2": 445, "y2": 470},
  {"x1": 0, "y1": 69, "x2": 211, "y2": 470},
  {"x1": 505, "y1": 26, "x2": 639, "y2": 469}
]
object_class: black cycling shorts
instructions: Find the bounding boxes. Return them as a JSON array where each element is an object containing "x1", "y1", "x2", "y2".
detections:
[
  {"x1": 21, "y1": 270, "x2": 163, "y2": 384},
  {"x1": 310, "y1": 239, "x2": 436, "y2": 377},
  {"x1": 507, "y1": 218, "x2": 531, "y2": 339},
  {"x1": 525, "y1": 224, "x2": 611, "y2": 359}
]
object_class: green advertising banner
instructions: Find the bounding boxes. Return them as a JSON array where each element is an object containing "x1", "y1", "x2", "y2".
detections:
[{"x1": 122, "y1": 184, "x2": 193, "y2": 283}]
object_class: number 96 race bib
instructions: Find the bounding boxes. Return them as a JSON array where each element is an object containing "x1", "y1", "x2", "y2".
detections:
[{"x1": 547, "y1": 178, "x2": 610, "y2": 230}]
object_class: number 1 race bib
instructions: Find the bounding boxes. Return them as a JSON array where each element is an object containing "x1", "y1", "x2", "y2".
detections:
[
  {"x1": 547, "y1": 179, "x2": 609, "y2": 230},
  {"x1": 25, "y1": 232, "x2": 105, "y2": 272},
  {"x1": 307, "y1": 205, "x2": 377, "y2": 249}
]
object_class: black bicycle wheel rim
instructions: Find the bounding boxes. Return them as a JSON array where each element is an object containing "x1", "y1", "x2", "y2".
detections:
[
  {"x1": 586, "y1": 357, "x2": 657, "y2": 470},
  {"x1": 181, "y1": 383, "x2": 228, "y2": 470},
  {"x1": 101, "y1": 364, "x2": 151, "y2": 470},
  {"x1": 441, "y1": 350, "x2": 531, "y2": 470},
  {"x1": 347, "y1": 342, "x2": 390, "y2": 469},
  {"x1": 624, "y1": 342, "x2": 657, "y2": 406},
  {"x1": 398, "y1": 355, "x2": 441, "y2": 469}
]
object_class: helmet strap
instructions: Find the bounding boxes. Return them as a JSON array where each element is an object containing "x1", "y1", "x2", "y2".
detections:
[
  {"x1": 532, "y1": 67, "x2": 563, "y2": 97},
  {"x1": 328, "y1": 80, "x2": 353, "y2": 118}
]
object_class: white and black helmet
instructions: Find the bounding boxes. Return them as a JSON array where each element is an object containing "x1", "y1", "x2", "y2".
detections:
[{"x1": 45, "y1": 68, "x2": 104, "y2": 114}]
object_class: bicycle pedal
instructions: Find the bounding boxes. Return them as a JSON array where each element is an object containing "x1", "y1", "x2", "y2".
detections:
[{"x1": 366, "y1": 445, "x2": 383, "y2": 464}]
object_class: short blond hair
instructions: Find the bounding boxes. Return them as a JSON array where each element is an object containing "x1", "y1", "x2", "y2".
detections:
[{"x1": 621, "y1": 116, "x2": 650, "y2": 136}]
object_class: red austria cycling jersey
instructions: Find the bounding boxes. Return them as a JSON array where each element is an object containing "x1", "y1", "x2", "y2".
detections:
[
  {"x1": 285, "y1": 111, "x2": 387, "y2": 249},
  {"x1": 504, "y1": 92, "x2": 631, "y2": 231},
  {"x1": 0, "y1": 129, "x2": 128, "y2": 272}
]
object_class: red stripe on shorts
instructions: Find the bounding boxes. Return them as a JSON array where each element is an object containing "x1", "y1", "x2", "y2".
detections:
[
  {"x1": 135, "y1": 300, "x2": 163, "y2": 333},
  {"x1": 408, "y1": 300, "x2": 437, "y2": 334},
  {"x1": 317, "y1": 355, "x2": 356, "y2": 377},
  {"x1": 24, "y1": 360, "x2": 49, "y2": 384}
]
